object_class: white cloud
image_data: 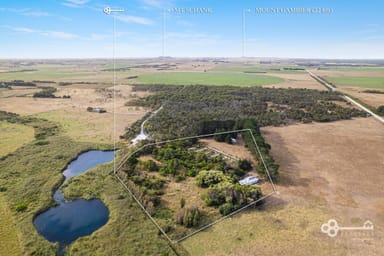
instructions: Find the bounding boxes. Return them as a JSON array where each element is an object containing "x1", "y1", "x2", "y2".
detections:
[
  {"x1": 140, "y1": 0, "x2": 172, "y2": 8},
  {"x1": 65, "y1": 0, "x2": 89, "y2": 4},
  {"x1": 62, "y1": 0, "x2": 90, "y2": 8},
  {"x1": 115, "y1": 15, "x2": 154, "y2": 25},
  {"x1": 11, "y1": 26, "x2": 79, "y2": 39},
  {"x1": 42, "y1": 31, "x2": 79, "y2": 39},
  {"x1": 21, "y1": 11, "x2": 51, "y2": 17},
  {"x1": 0, "y1": 8, "x2": 51, "y2": 17},
  {"x1": 88, "y1": 33, "x2": 110, "y2": 40},
  {"x1": 13, "y1": 27, "x2": 38, "y2": 33}
]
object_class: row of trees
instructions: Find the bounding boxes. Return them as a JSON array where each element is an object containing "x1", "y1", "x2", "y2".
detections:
[
  {"x1": 33, "y1": 87, "x2": 71, "y2": 99},
  {"x1": 1, "y1": 80, "x2": 37, "y2": 87}
]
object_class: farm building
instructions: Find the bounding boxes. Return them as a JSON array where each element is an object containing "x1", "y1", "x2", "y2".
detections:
[{"x1": 87, "y1": 107, "x2": 106, "y2": 113}]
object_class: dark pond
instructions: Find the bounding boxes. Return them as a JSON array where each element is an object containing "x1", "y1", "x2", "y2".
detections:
[{"x1": 34, "y1": 150, "x2": 114, "y2": 250}]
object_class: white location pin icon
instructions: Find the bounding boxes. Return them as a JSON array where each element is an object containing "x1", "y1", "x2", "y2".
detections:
[
  {"x1": 103, "y1": 6, "x2": 111, "y2": 15},
  {"x1": 103, "y1": 6, "x2": 124, "y2": 15}
]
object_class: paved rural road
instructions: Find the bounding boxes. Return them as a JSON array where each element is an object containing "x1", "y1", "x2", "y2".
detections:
[{"x1": 307, "y1": 70, "x2": 384, "y2": 124}]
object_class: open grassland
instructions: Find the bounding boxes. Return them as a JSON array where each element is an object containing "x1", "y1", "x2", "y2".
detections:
[
  {"x1": 311, "y1": 69, "x2": 384, "y2": 107},
  {"x1": 0, "y1": 69, "x2": 96, "y2": 81},
  {"x1": 0, "y1": 97, "x2": 76, "y2": 115},
  {"x1": 326, "y1": 76, "x2": 384, "y2": 89},
  {"x1": 61, "y1": 163, "x2": 179, "y2": 256},
  {"x1": 0, "y1": 133, "x2": 101, "y2": 254},
  {"x1": 34, "y1": 108, "x2": 145, "y2": 144},
  {"x1": 0, "y1": 195, "x2": 22, "y2": 256},
  {"x1": 263, "y1": 73, "x2": 326, "y2": 90},
  {"x1": 134, "y1": 72, "x2": 284, "y2": 86},
  {"x1": 0, "y1": 83, "x2": 149, "y2": 143},
  {"x1": 0, "y1": 121, "x2": 34, "y2": 256},
  {"x1": 0, "y1": 115, "x2": 178, "y2": 255},
  {"x1": 339, "y1": 87, "x2": 384, "y2": 108},
  {"x1": 0, "y1": 121, "x2": 35, "y2": 156},
  {"x1": 183, "y1": 118, "x2": 384, "y2": 255},
  {"x1": 0, "y1": 87, "x2": 40, "y2": 98},
  {"x1": 183, "y1": 204, "x2": 344, "y2": 256},
  {"x1": 262, "y1": 118, "x2": 384, "y2": 255}
]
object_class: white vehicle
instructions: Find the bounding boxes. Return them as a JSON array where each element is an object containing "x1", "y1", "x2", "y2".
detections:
[{"x1": 239, "y1": 176, "x2": 259, "y2": 186}]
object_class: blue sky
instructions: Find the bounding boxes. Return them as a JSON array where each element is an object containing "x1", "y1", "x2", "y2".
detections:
[{"x1": 0, "y1": 0, "x2": 383, "y2": 58}]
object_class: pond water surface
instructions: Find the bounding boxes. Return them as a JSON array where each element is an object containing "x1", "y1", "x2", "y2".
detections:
[{"x1": 33, "y1": 150, "x2": 114, "y2": 253}]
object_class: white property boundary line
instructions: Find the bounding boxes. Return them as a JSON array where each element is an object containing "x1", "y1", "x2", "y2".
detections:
[{"x1": 113, "y1": 129, "x2": 278, "y2": 244}]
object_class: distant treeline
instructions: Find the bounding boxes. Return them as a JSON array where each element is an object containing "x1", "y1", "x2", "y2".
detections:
[
  {"x1": 124, "y1": 84, "x2": 367, "y2": 182},
  {"x1": 1, "y1": 80, "x2": 37, "y2": 87},
  {"x1": 58, "y1": 81, "x2": 98, "y2": 86},
  {"x1": 32, "y1": 80, "x2": 55, "y2": 84},
  {"x1": 127, "y1": 84, "x2": 366, "y2": 140},
  {"x1": 282, "y1": 67, "x2": 305, "y2": 71},
  {"x1": 363, "y1": 89, "x2": 384, "y2": 94},
  {"x1": 102, "y1": 67, "x2": 131, "y2": 72},
  {"x1": 0, "y1": 83, "x2": 11, "y2": 89},
  {"x1": 32, "y1": 87, "x2": 70, "y2": 99},
  {"x1": 3, "y1": 69, "x2": 38, "y2": 73}
]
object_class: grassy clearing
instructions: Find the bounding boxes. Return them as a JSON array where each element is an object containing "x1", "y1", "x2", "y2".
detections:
[
  {"x1": 326, "y1": 76, "x2": 384, "y2": 89},
  {"x1": 33, "y1": 110, "x2": 114, "y2": 144},
  {"x1": 0, "y1": 121, "x2": 35, "y2": 157},
  {"x1": 135, "y1": 72, "x2": 284, "y2": 86},
  {"x1": 0, "y1": 120, "x2": 35, "y2": 256},
  {"x1": 182, "y1": 203, "x2": 346, "y2": 256},
  {"x1": 0, "y1": 194, "x2": 22, "y2": 256},
  {"x1": 61, "y1": 163, "x2": 179, "y2": 256}
]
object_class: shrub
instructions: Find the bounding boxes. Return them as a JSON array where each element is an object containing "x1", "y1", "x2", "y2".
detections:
[
  {"x1": 196, "y1": 170, "x2": 227, "y2": 188},
  {"x1": 377, "y1": 105, "x2": 384, "y2": 116},
  {"x1": 175, "y1": 206, "x2": 201, "y2": 227},
  {"x1": 35, "y1": 140, "x2": 50, "y2": 146},
  {"x1": 175, "y1": 174, "x2": 185, "y2": 182},
  {"x1": 219, "y1": 203, "x2": 237, "y2": 216},
  {"x1": 238, "y1": 159, "x2": 252, "y2": 172},
  {"x1": 145, "y1": 160, "x2": 159, "y2": 172},
  {"x1": 15, "y1": 202, "x2": 28, "y2": 212},
  {"x1": 33, "y1": 87, "x2": 57, "y2": 98},
  {"x1": 180, "y1": 197, "x2": 186, "y2": 208},
  {"x1": 204, "y1": 181, "x2": 262, "y2": 212}
]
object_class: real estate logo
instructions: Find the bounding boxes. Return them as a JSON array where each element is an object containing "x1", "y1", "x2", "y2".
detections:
[{"x1": 321, "y1": 219, "x2": 374, "y2": 238}]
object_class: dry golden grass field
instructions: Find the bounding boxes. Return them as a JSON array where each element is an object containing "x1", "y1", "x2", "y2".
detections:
[{"x1": 183, "y1": 117, "x2": 384, "y2": 255}]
